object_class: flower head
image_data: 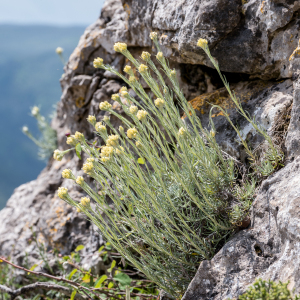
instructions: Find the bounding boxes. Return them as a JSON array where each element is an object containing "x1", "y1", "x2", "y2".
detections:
[
  {"x1": 141, "y1": 51, "x2": 151, "y2": 61},
  {"x1": 101, "y1": 157, "x2": 110, "y2": 163},
  {"x1": 31, "y1": 106, "x2": 39, "y2": 116},
  {"x1": 114, "y1": 42, "x2": 127, "y2": 53},
  {"x1": 82, "y1": 162, "x2": 94, "y2": 174},
  {"x1": 197, "y1": 38, "x2": 208, "y2": 50},
  {"x1": 156, "y1": 52, "x2": 164, "y2": 60},
  {"x1": 106, "y1": 135, "x2": 119, "y2": 147},
  {"x1": 87, "y1": 158, "x2": 95, "y2": 163},
  {"x1": 76, "y1": 207, "x2": 81, "y2": 213},
  {"x1": 99, "y1": 101, "x2": 112, "y2": 111},
  {"x1": 66, "y1": 136, "x2": 77, "y2": 146},
  {"x1": 103, "y1": 116, "x2": 110, "y2": 123},
  {"x1": 101, "y1": 146, "x2": 114, "y2": 158},
  {"x1": 119, "y1": 126, "x2": 124, "y2": 133},
  {"x1": 57, "y1": 187, "x2": 68, "y2": 199},
  {"x1": 56, "y1": 47, "x2": 63, "y2": 54},
  {"x1": 22, "y1": 126, "x2": 29, "y2": 134},
  {"x1": 93, "y1": 57, "x2": 104, "y2": 68},
  {"x1": 76, "y1": 176, "x2": 84, "y2": 185},
  {"x1": 129, "y1": 106, "x2": 138, "y2": 114},
  {"x1": 210, "y1": 130, "x2": 216, "y2": 137},
  {"x1": 129, "y1": 76, "x2": 136, "y2": 83},
  {"x1": 111, "y1": 94, "x2": 120, "y2": 102},
  {"x1": 139, "y1": 64, "x2": 148, "y2": 73},
  {"x1": 124, "y1": 65, "x2": 132, "y2": 74},
  {"x1": 62, "y1": 169, "x2": 72, "y2": 179},
  {"x1": 115, "y1": 146, "x2": 125, "y2": 155},
  {"x1": 95, "y1": 122, "x2": 106, "y2": 133},
  {"x1": 154, "y1": 98, "x2": 165, "y2": 109},
  {"x1": 87, "y1": 115, "x2": 96, "y2": 126},
  {"x1": 127, "y1": 128, "x2": 138, "y2": 139},
  {"x1": 178, "y1": 127, "x2": 186, "y2": 137},
  {"x1": 75, "y1": 131, "x2": 85, "y2": 142},
  {"x1": 170, "y1": 70, "x2": 176, "y2": 78},
  {"x1": 137, "y1": 110, "x2": 148, "y2": 121},
  {"x1": 150, "y1": 32, "x2": 158, "y2": 40},
  {"x1": 80, "y1": 197, "x2": 90, "y2": 206},
  {"x1": 136, "y1": 141, "x2": 142, "y2": 149},
  {"x1": 53, "y1": 149, "x2": 64, "y2": 161}
]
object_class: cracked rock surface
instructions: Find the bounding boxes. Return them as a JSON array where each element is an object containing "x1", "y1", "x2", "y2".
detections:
[{"x1": 1, "y1": 0, "x2": 300, "y2": 298}]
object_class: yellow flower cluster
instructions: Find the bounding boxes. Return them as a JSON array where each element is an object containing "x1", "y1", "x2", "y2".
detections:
[
  {"x1": 178, "y1": 127, "x2": 186, "y2": 137},
  {"x1": 170, "y1": 70, "x2": 176, "y2": 77},
  {"x1": 62, "y1": 169, "x2": 72, "y2": 179},
  {"x1": 111, "y1": 94, "x2": 120, "y2": 101},
  {"x1": 57, "y1": 187, "x2": 68, "y2": 199},
  {"x1": 87, "y1": 158, "x2": 95, "y2": 163},
  {"x1": 129, "y1": 76, "x2": 136, "y2": 83},
  {"x1": 115, "y1": 146, "x2": 125, "y2": 155},
  {"x1": 56, "y1": 47, "x2": 63, "y2": 54},
  {"x1": 155, "y1": 98, "x2": 165, "y2": 108},
  {"x1": 103, "y1": 116, "x2": 110, "y2": 123},
  {"x1": 150, "y1": 32, "x2": 158, "y2": 40},
  {"x1": 119, "y1": 126, "x2": 124, "y2": 133},
  {"x1": 137, "y1": 110, "x2": 148, "y2": 121},
  {"x1": 75, "y1": 131, "x2": 84, "y2": 142},
  {"x1": 31, "y1": 106, "x2": 39, "y2": 116},
  {"x1": 82, "y1": 162, "x2": 94, "y2": 174},
  {"x1": 101, "y1": 157, "x2": 110, "y2": 162},
  {"x1": 66, "y1": 136, "x2": 77, "y2": 146},
  {"x1": 130, "y1": 106, "x2": 138, "y2": 114},
  {"x1": 53, "y1": 150, "x2": 64, "y2": 161},
  {"x1": 87, "y1": 115, "x2": 96, "y2": 125},
  {"x1": 76, "y1": 207, "x2": 81, "y2": 213},
  {"x1": 99, "y1": 101, "x2": 112, "y2": 111},
  {"x1": 80, "y1": 197, "x2": 90, "y2": 206},
  {"x1": 139, "y1": 64, "x2": 148, "y2": 73},
  {"x1": 197, "y1": 38, "x2": 208, "y2": 50},
  {"x1": 136, "y1": 141, "x2": 142, "y2": 149},
  {"x1": 95, "y1": 122, "x2": 106, "y2": 133},
  {"x1": 93, "y1": 57, "x2": 104, "y2": 68},
  {"x1": 114, "y1": 42, "x2": 127, "y2": 53},
  {"x1": 101, "y1": 146, "x2": 114, "y2": 158},
  {"x1": 127, "y1": 128, "x2": 138, "y2": 139},
  {"x1": 76, "y1": 176, "x2": 84, "y2": 185},
  {"x1": 124, "y1": 65, "x2": 132, "y2": 74},
  {"x1": 156, "y1": 52, "x2": 163, "y2": 60},
  {"x1": 141, "y1": 51, "x2": 151, "y2": 61},
  {"x1": 106, "y1": 135, "x2": 119, "y2": 147}
]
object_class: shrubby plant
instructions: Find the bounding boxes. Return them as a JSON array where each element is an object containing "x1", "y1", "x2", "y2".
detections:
[
  {"x1": 234, "y1": 279, "x2": 300, "y2": 300},
  {"x1": 22, "y1": 106, "x2": 57, "y2": 160},
  {"x1": 54, "y1": 34, "x2": 282, "y2": 296}
]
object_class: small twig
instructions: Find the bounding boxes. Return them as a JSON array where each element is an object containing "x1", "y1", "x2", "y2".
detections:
[{"x1": 0, "y1": 282, "x2": 87, "y2": 300}]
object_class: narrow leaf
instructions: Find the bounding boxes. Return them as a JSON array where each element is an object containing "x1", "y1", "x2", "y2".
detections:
[
  {"x1": 70, "y1": 290, "x2": 77, "y2": 300},
  {"x1": 137, "y1": 157, "x2": 145, "y2": 164},
  {"x1": 94, "y1": 275, "x2": 108, "y2": 288},
  {"x1": 75, "y1": 143, "x2": 82, "y2": 160},
  {"x1": 68, "y1": 269, "x2": 78, "y2": 280},
  {"x1": 75, "y1": 245, "x2": 84, "y2": 252}
]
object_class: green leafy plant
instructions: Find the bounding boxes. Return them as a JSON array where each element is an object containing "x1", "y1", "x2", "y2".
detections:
[
  {"x1": 54, "y1": 33, "x2": 282, "y2": 297},
  {"x1": 234, "y1": 278, "x2": 300, "y2": 300},
  {"x1": 22, "y1": 106, "x2": 57, "y2": 160},
  {"x1": 0, "y1": 240, "x2": 158, "y2": 299}
]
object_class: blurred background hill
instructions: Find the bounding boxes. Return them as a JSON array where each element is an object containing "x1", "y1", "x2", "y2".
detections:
[{"x1": 0, "y1": 25, "x2": 85, "y2": 209}]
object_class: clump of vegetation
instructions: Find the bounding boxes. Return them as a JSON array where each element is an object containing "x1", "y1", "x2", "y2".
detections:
[
  {"x1": 22, "y1": 106, "x2": 57, "y2": 160},
  {"x1": 0, "y1": 233, "x2": 158, "y2": 299},
  {"x1": 235, "y1": 278, "x2": 299, "y2": 300},
  {"x1": 53, "y1": 34, "x2": 282, "y2": 297}
]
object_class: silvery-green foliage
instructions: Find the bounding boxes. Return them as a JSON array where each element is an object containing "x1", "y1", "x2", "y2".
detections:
[
  {"x1": 56, "y1": 36, "x2": 280, "y2": 297},
  {"x1": 22, "y1": 106, "x2": 57, "y2": 161}
]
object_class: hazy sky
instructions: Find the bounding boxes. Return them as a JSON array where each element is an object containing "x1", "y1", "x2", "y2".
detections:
[{"x1": 0, "y1": 0, "x2": 105, "y2": 26}]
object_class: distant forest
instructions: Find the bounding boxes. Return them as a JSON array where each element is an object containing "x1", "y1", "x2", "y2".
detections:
[{"x1": 0, "y1": 24, "x2": 85, "y2": 209}]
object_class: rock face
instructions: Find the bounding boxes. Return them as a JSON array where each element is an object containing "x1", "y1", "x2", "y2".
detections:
[{"x1": 1, "y1": 0, "x2": 300, "y2": 299}]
